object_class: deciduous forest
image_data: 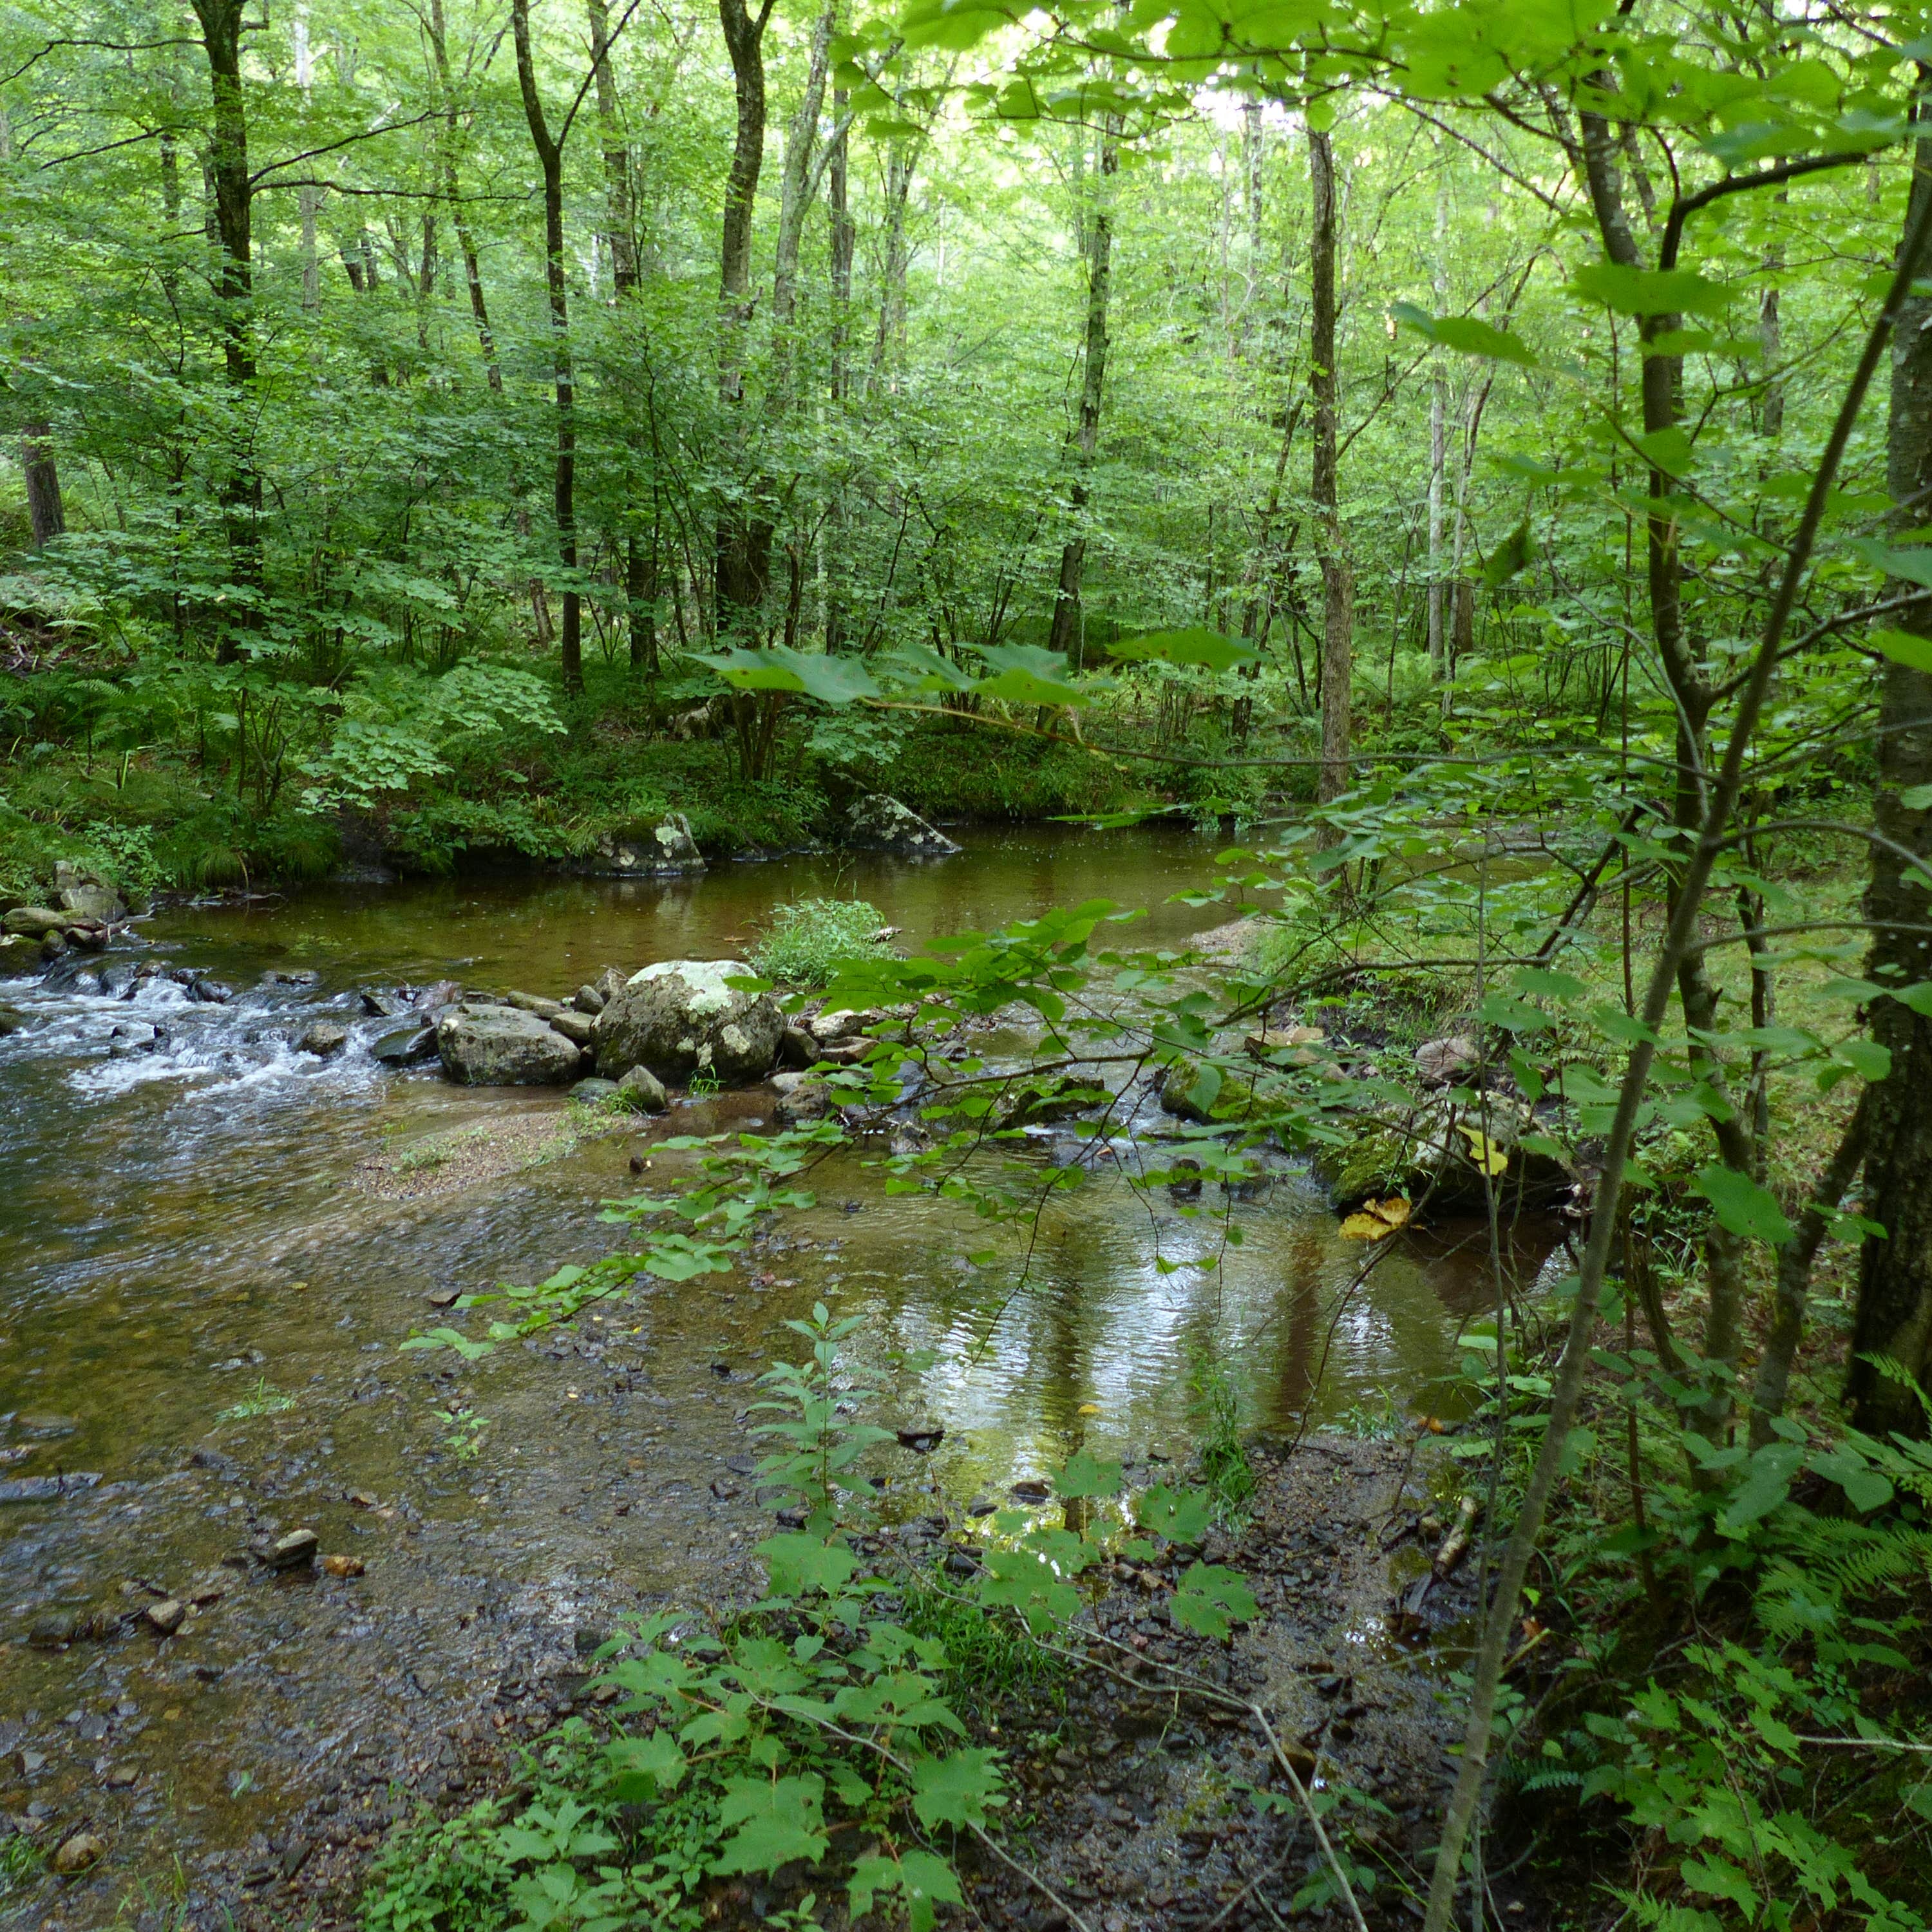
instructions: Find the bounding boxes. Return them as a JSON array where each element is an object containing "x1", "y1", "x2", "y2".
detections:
[{"x1": 6, "y1": 0, "x2": 1932, "y2": 1929}]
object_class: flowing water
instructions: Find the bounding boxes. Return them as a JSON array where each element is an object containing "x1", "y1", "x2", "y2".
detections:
[{"x1": 0, "y1": 826, "x2": 1558, "y2": 1922}]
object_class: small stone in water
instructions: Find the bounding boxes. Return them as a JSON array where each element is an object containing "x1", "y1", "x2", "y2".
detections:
[
  {"x1": 298, "y1": 1020, "x2": 349, "y2": 1057},
  {"x1": 104, "y1": 1763, "x2": 138, "y2": 1788},
  {"x1": 321, "y1": 1555, "x2": 365, "y2": 1578},
  {"x1": 265, "y1": 1529, "x2": 319, "y2": 1571},
  {"x1": 425, "y1": 1288, "x2": 460, "y2": 1308},
  {"x1": 143, "y1": 1600, "x2": 186, "y2": 1636},
  {"x1": 52, "y1": 1830, "x2": 106, "y2": 1875}
]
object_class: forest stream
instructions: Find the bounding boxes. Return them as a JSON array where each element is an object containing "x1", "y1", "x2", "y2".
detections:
[{"x1": 0, "y1": 826, "x2": 1562, "y2": 1926}]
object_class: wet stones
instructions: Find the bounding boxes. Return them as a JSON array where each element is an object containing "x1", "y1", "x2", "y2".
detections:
[
  {"x1": 371, "y1": 1022, "x2": 437, "y2": 1067},
  {"x1": 143, "y1": 1598, "x2": 187, "y2": 1636},
  {"x1": 298, "y1": 1020, "x2": 350, "y2": 1057},
  {"x1": 842, "y1": 793, "x2": 961, "y2": 858},
  {"x1": 613, "y1": 1064, "x2": 669, "y2": 1113},
  {"x1": 52, "y1": 1829, "x2": 106, "y2": 1875},
  {"x1": 436, "y1": 1003, "x2": 582, "y2": 1086},
  {"x1": 0, "y1": 1472, "x2": 102, "y2": 1504},
  {"x1": 263, "y1": 1528, "x2": 319, "y2": 1572},
  {"x1": 594, "y1": 960, "x2": 782, "y2": 1086},
  {"x1": 548, "y1": 1009, "x2": 596, "y2": 1048},
  {"x1": 106, "y1": 1021, "x2": 160, "y2": 1059}
]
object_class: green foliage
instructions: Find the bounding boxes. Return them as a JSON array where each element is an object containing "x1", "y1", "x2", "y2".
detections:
[{"x1": 748, "y1": 898, "x2": 895, "y2": 989}]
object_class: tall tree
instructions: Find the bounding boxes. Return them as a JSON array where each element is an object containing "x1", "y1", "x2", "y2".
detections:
[
  {"x1": 511, "y1": 0, "x2": 583, "y2": 696},
  {"x1": 1308, "y1": 124, "x2": 1351, "y2": 808},
  {"x1": 715, "y1": 0, "x2": 780, "y2": 635},
  {"x1": 21, "y1": 426, "x2": 64, "y2": 549},
  {"x1": 1853, "y1": 84, "x2": 1932, "y2": 1439},
  {"x1": 189, "y1": 0, "x2": 261, "y2": 657},
  {"x1": 1047, "y1": 121, "x2": 1118, "y2": 667}
]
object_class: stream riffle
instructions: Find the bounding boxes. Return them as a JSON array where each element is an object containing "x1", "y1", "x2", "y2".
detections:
[{"x1": 0, "y1": 827, "x2": 1560, "y2": 1926}]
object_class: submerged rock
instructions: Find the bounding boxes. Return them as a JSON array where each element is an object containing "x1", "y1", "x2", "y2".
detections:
[
  {"x1": 298, "y1": 1020, "x2": 350, "y2": 1057},
  {"x1": 437, "y1": 1003, "x2": 582, "y2": 1086},
  {"x1": 594, "y1": 960, "x2": 782, "y2": 1085},
  {"x1": 842, "y1": 793, "x2": 961, "y2": 858},
  {"x1": 372, "y1": 1022, "x2": 437, "y2": 1068},
  {"x1": 569, "y1": 1076, "x2": 618, "y2": 1104},
  {"x1": 994, "y1": 1074, "x2": 1112, "y2": 1129},
  {"x1": 614, "y1": 1065, "x2": 670, "y2": 1113}
]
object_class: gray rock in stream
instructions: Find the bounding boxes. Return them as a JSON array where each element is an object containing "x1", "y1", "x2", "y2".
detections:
[
  {"x1": 587, "y1": 813, "x2": 706, "y2": 877},
  {"x1": 594, "y1": 960, "x2": 782, "y2": 1086},
  {"x1": 614, "y1": 1064, "x2": 669, "y2": 1113},
  {"x1": 299, "y1": 1020, "x2": 350, "y2": 1057},
  {"x1": 372, "y1": 1023, "x2": 437, "y2": 1068},
  {"x1": 437, "y1": 1003, "x2": 583, "y2": 1086},
  {"x1": 842, "y1": 793, "x2": 961, "y2": 858}
]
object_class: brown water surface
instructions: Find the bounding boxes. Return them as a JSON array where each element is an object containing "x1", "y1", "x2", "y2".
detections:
[{"x1": 0, "y1": 826, "x2": 1557, "y2": 1920}]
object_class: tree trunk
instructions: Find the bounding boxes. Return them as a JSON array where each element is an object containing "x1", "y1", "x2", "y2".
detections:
[
  {"x1": 1855, "y1": 96, "x2": 1932, "y2": 1438},
  {"x1": 715, "y1": 0, "x2": 777, "y2": 637},
  {"x1": 21, "y1": 426, "x2": 64, "y2": 549},
  {"x1": 587, "y1": 0, "x2": 638, "y2": 299},
  {"x1": 428, "y1": 0, "x2": 503, "y2": 393},
  {"x1": 1427, "y1": 146, "x2": 1446, "y2": 683},
  {"x1": 1309, "y1": 127, "x2": 1351, "y2": 809},
  {"x1": 1581, "y1": 97, "x2": 1756, "y2": 1454},
  {"x1": 1048, "y1": 123, "x2": 1118, "y2": 668},
  {"x1": 772, "y1": 3, "x2": 836, "y2": 341},
  {"x1": 189, "y1": 0, "x2": 260, "y2": 659},
  {"x1": 512, "y1": 0, "x2": 582, "y2": 697},
  {"x1": 824, "y1": 88, "x2": 856, "y2": 654},
  {"x1": 868, "y1": 130, "x2": 916, "y2": 393}
]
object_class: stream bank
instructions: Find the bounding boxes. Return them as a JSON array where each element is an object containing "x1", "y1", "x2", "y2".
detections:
[{"x1": 0, "y1": 826, "x2": 1560, "y2": 1927}]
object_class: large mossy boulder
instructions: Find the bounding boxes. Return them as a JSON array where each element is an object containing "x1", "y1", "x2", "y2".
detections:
[
  {"x1": 843, "y1": 794, "x2": 961, "y2": 859},
  {"x1": 437, "y1": 1003, "x2": 584, "y2": 1086},
  {"x1": 594, "y1": 960, "x2": 782, "y2": 1085}
]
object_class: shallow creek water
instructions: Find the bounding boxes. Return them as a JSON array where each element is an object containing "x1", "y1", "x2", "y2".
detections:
[{"x1": 0, "y1": 825, "x2": 1558, "y2": 1920}]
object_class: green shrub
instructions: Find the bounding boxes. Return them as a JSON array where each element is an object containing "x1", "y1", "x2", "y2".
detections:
[{"x1": 748, "y1": 897, "x2": 893, "y2": 987}]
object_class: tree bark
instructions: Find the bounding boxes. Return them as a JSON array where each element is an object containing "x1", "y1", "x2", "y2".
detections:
[
  {"x1": 587, "y1": 0, "x2": 638, "y2": 299},
  {"x1": 772, "y1": 3, "x2": 836, "y2": 340},
  {"x1": 824, "y1": 88, "x2": 855, "y2": 654},
  {"x1": 189, "y1": 0, "x2": 260, "y2": 658},
  {"x1": 427, "y1": 0, "x2": 503, "y2": 393},
  {"x1": 1048, "y1": 123, "x2": 1118, "y2": 667},
  {"x1": 715, "y1": 0, "x2": 778, "y2": 636},
  {"x1": 1309, "y1": 127, "x2": 1352, "y2": 809},
  {"x1": 1855, "y1": 94, "x2": 1932, "y2": 1437},
  {"x1": 512, "y1": 0, "x2": 582, "y2": 697},
  {"x1": 21, "y1": 426, "x2": 65, "y2": 549}
]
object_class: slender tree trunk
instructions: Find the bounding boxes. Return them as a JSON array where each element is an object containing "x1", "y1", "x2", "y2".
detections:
[
  {"x1": 1427, "y1": 148, "x2": 1446, "y2": 683},
  {"x1": 512, "y1": 0, "x2": 582, "y2": 697},
  {"x1": 772, "y1": 3, "x2": 835, "y2": 341},
  {"x1": 1048, "y1": 122, "x2": 1118, "y2": 667},
  {"x1": 1855, "y1": 94, "x2": 1932, "y2": 1438},
  {"x1": 868, "y1": 132, "x2": 916, "y2": 393},
  {"x1": 21, "y1": 426, "x2": 65, "y2": 549},
  {"x1": 1309, "y1": 128, "x2": 1352, "y2": 809},
  {"x1": 823, "y1": 91, "x2": 855, "y2": 653},
  {"x1": 428, "y1": 0, "x2": 503, "y2": 393},
  {"x1": 587, "y1": 0, "x2": 638, "y2": 299},
  {"x1": 1582, "y1": 99, "x2": 1755, "y2": 1453},
  {"x1": 189, "y1": 0, "x2": 260, "y2": 659},
  {"x1": 715, "y1": 0, "x2": 777, "y2": 636}
]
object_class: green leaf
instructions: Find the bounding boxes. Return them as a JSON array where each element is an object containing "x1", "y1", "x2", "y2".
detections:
[
  {"x1": 1692, "y1": 1164, "x2": 1794, "y2": 1245},
  {"x1": 601, "y1": 1730, "x2": 687, "y2": 1798},
  {"x1": 1850, "y1": 540, "x2": 1932, "y2": 589},
  {"x1": 400, "y1": 1325, "x2": 495, "y2": 1361},
  {"x1": 1108, "y1": 626, "x2": 1262, "y2": 670},
  {"x1": 1136, "y1": 1482, "x2": 1211, "y2": 1544},
  {"x1": 1056, "y1": 1450, "x2": 1124, "y2": 1499},
  {"x1": 1170, "y1": 1562, "x2": 1259, "y2": 1638},
  {"x1": 1482, "y1": 520, "x2": 1535, "y2": 589},
  {"x1": 849, "y1": 1850, "x2": 963, "y2": 1932},
  {"x1": 1717, "y1": 1441, "x2": 1805, "y2": 1535},
  {"x1": 1390, "y1": 301, "x2": 1537, "y2": 365},
  {"x1": 711, "y1": 1774, "x2": 830, "y2": 1875},
  {"x1": 1868, "y1": 626, "x2": 1932, "y2": 671},
  {"x1": 910, "y1": 1748, "x2": 1005, "y2": 1829},
  {"x1": 1570, "y1": 261, "x2": 1727, "y2": 317},
  {"x1": 700, "y1": 645, "x2": 882, "y2": 706},
  {"x1": 757, "y1": 1533, "x2": 860, "y2": 1598},
  {"x1": 1680, "y1": 1854, "x2": 1761, "y2": 1915}
]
